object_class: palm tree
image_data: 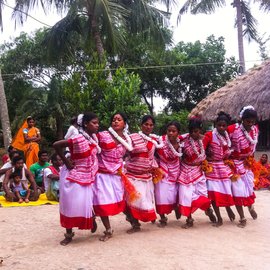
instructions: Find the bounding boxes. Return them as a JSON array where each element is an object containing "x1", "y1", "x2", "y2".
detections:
[
  {"x1": 11, "y1": 0, "x2": 172, "y2": 61},
  {"x1": 177, "y1": 0, "x2": 270, "y2": 73},
  {"x1": 0, "y1": 69, "x2": 12, "y2": 148}
]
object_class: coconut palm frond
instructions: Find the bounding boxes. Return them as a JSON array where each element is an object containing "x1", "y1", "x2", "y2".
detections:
[
  {"x1": 191, "y1": 0, "x2": 226, "y2": 14},
  {"x1": 42, "y1": 8, "x2": 85, "y2": 61},
  {"x1": 98, "y1": 0, "x2": 129, "y2": 53},
  {"x1": 241, "y1": 1, "x2": 258, "y2": 42},
  {"x1": 256, "y1": 0, "x2": 270, "y2": 12}
]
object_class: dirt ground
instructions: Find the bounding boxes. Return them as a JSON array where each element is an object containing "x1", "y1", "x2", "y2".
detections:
[{"x1": 1, "y1": 190, "x2": 270, "y2": 270}]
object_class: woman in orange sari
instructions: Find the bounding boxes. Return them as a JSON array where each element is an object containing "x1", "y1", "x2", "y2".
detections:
[{"x1": 12, "y1": 116, "x2": 41, "y2": 168}]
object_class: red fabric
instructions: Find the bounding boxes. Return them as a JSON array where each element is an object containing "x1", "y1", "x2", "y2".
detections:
[
  {"x1": 94, "y1": 200, "x2": 125, "y2": 217},
  {"x1": 60, "y1": 213, "x2": 93, "y2": 230},
  {"x1": 156, "y1": 204, "x2": 176, "y2": 215},
  {"x1": 233, "y1": 193, "x2": 256, "y2": 206},
  {"x1": 128, "y1": 205, "x2": 157, "y2": 222},
  {"x1": 203, "y1": 131, "x2": 213, "y2": 149},
  {"x1": 179, "y1": 196, "x2": 210, "y2": 217},
  {"x1": 208, "y1": 191, "x2": 234, "y2": 207}
]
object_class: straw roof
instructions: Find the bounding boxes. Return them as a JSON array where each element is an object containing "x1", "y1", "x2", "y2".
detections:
[{"x1": 189, "y1": 60, "x2": 270, "y2": 121}]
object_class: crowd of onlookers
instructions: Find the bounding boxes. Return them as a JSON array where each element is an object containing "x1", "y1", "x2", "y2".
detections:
[{"x1": 0, "y1": 146, "x2": 63, "y2": 203}]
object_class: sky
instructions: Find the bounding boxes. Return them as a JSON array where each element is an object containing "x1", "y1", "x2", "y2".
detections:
[{"x1": 1, "y1": 1, "x2": 270, "y2": 111}]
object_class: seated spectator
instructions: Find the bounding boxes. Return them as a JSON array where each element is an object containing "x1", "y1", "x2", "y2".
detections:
[
  {"x1": 0, "y1": 151, "x2": 26, "y2": 189},
  {"x1": 10, "y1": 171, "x2": 31, "y2": 203},
  {"x1": 30, "y1": 150, "x2": 50, "y2": 193},
  {"x1": 254, "y1": 154, "x2": 270, "y2": 190},
  {"x1": 44, "y1": 153, "x2": 63, "y2": 201},
  {"x1": 3, "y1": 156, "x2": 39, "y2": 202}
]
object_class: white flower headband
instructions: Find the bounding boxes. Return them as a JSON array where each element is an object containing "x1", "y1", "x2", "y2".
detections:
[
  {"x1": 77, "y1": 114, "x2": 84, "y2": 127},
  {"x1": 239, "y1": 105, "x2": 255, "y2": 118}
]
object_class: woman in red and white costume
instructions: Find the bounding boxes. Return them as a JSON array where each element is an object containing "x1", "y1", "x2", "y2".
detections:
[
  {"x1": 125, "y1": 115, "x2": 163, "y2": 233},
  {"x1": 203, "y1": 112, "x2": 235, "y2": 226},
  {"x1": 155, "y1": 121, "x2": 182, "y2": 227},
  {"x1": 93, "y1": 112, "x2": 133, "y2": 241},
  {"x1": 227, "y1": 105, "x2": 258, "y2": 228},
  {"x1": 178, "y1": 117, "x2": 216, "y2": 229},
  {"x1": 53, "y1": 112, "x2": 99, "y2": 246}
]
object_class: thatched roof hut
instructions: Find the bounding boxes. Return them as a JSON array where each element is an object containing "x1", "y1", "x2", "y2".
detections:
[
  {"x1": 189, "y1": 60, "x2": 270, "y2": 149},
  {"x1": 189, "y1": 60, "x2": 270, "y2": 121}
]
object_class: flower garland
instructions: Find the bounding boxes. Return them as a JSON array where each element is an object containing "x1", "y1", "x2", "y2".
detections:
[
  {"x1": 138, "y1": 131, "x2": 164, "y2": 149},
  {"x1": 79, "y1": 129, "x2": 101, "y2": 154},
  {"x1": 166, "y1": 135, "x2": 182, "y2": 157},
  {"x1": 240, "y1": 124, "x2": 258, "y2": 145},
  {"x1": 213, "y1": 128, "x2": 231, "y2": 147},
  {"x1": 108, "y1": 127, "x2": 133, "y2": 151},
  {"x1": 189, "y1": 136, "x2": 205, "y2": 160}
]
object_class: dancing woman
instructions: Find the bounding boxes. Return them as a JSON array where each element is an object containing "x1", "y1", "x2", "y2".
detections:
[
  {"x1": 203, "y1": 112, "x2": 235, "y2": 226},
  {"x1": 93, "y1": 112, "x2": 133, "y2": 241},
  {"x1": 53, "y1": 112, "x2": 99, "y2": 245},
  {"x1": 125, "y1": 115, "x2": 163, "y2": 233},
  {"x1": 177, "y1": 117, "x2": 216, "y2": 229},
  {"x1": 227, "y1": 106, "x2": 259, "y2": 228},
  {"x1": 155, "y1": 121, "x2": 182, "y2": 227}
]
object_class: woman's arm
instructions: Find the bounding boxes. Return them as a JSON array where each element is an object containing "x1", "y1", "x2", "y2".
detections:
[{"x1": 53, "y1": 140, "x2": 74, "y2": 170}]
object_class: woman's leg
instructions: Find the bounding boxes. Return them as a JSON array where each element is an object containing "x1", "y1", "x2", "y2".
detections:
[
  {"x1": 60, "y1": 228, "x2": 74, "y2": 246},
  {"x1": 181, "y1": 215, "x2": 194, "y2": 229},
  {"x1": 225, "y1": 207, "x2": 235, "y2": 221},
  {"x1": 99, "y1": 216, "x2": 113, "y2": 241},
  {"x1": 158, "y1": 214, "x2": 168, "y2": 228},
  {"x1": 235, "y1": 205, "x2": 247, "y2": 228},
  {"x1": 211, "y1": 201, "x2": 223, "y2": 227}
]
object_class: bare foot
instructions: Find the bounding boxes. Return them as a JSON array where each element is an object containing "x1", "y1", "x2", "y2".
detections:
[
  {"x1": 99, "y1": 229, "x2": 113, "y2": 241},
  {"x1": 126, "y1": 227, "x2": 141, "y2": 234},
  {"x1": 237, "y1": 218, "x2": 247, "y2": 228},
  {"x1": 181, "y1": 218, "x2": 194, "y2": 229},
  {"x1": 60, "y1": 232, "x2": 74, "y2": 246},
  {"x1": 212, "y1": 218, "x2": 223, "y2": 227},
  {"x1": 25, "y1": 199, "x2": 29, "y2": 203},
  {"x1": 19, "y1": 198, "x2": 23, "y2": 203},
  {"x1": 157, "y1": 218, "x2": 168, "y2": 228}
]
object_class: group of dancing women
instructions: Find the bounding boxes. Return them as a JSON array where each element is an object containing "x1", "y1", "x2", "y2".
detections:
[{"x1": 53, "y1": 105, "x2": 259, "y2": 246}]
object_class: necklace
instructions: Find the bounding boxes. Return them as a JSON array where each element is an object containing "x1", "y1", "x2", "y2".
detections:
[
  {"x1": 189, "y1": 136, "x2": 205, "y2": 160},
  {"x1": 240, "y1": 124, "x2": 258, "y2": 145},
  {"x1": 213, "y1": 128, "x2": 231, "y2": 147},
  {"x1": 108, "y1": 127, "x2": 133, "y2": 151},
  {"x1": 166, "y1": 135, "x2": 182, "y2": 157},
  {"x1": 138, "y1": 131, "x2": 164, "y2": 149},
  {"x1": 79, "y1": 130, "x2": 101, "y2": 153}
]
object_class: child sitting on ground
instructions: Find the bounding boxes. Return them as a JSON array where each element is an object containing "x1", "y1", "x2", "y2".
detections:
[{"x1": 10, "y1": 171, "x2": 31, "y2": 203}]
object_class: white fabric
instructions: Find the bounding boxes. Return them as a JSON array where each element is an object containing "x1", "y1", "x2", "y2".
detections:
[
  {"x1": 59, "y1": 166, "x2": 94, "y2": 219},
  {"x1": 155, "y1": 179, "x2": 177, "y2": 206},
  {"x1": 231, "y1": 169, "x2": 254, "y2": 198},
  {"x1": 127, "y1": 177, "x2": 155, "y2": 211},
  {"x1": 64, "y1": 125, "x2": 79, "y2": 140},
  {"x1": 178, "y1": 177, "x2": 208, "y2": 208},
  {"x1": 207, "y1": 180, "x2": 233, "y2": 196},
  {"x1": 93, "y1": 173, "x2": 124, "y2": 206},
  {"x1": 43, "y1": 167, "x2": 60, "y2": 192}
]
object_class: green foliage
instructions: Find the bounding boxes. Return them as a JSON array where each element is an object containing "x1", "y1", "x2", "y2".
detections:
[
  {"x1": 63, "y1": 64, "x2": 148, "y2": 131},
  {"x1": 154, "y1": 110, "x2": 189, "y2": 135}
]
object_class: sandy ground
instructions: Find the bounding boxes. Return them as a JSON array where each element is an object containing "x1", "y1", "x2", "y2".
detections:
[{"x1": 1, "y1": 191, "x2": 270, "y2": 270}]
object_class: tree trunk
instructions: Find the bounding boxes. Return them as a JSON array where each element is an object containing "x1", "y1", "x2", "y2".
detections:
[
  {"x1": 56, "y1": 116, "x2": 64, "y2": 140},
  {"x1": 234, "y1": 0, "x2": 246, "y2": 73},
  {"x1": 0, "y1": 70, "x2": 12, "y2": 149},
  {"x1": 141, "y1": 91, "x2": 153, "y2": 115},
  {"x1": 91, "y1": 15, "x2": 105, "y2": 61}
]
